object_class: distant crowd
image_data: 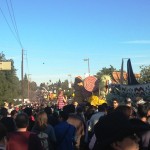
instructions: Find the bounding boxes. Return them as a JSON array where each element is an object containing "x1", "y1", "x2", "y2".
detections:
[{"x1": 0, "y1": 90, "x2": 150, "y2": 150}]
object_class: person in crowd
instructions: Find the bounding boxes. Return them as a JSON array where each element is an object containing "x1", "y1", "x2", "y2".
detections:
[
  {"x1": 63, "y1": 104, "x2": 85, "y2": 150},
  {"x1": 125, "y1": 98, "x2": 137, "y2": 118},
  {"x1": 0, "y1": 107, "x2": 16, "y2": 132},
  {"x1": 137, "y1": 102, "x2": 150, "y2": 123},
  {"x1": 73, "y1": 101, "x2": 79, "y2": 110},
  {"x1": 32, "y1": 111, "x2": 56, "y2": 150},
  {"x1": 10, "y1": 110, "x2": 18, "y2": 120},
  {"x1": 57, "y1": 90, "x2": 67, "y2": 110},
  {"x1": 107, "y1": 98, "x2": 119, "y2": 114},
  {"x1": 115, "y1": 105, "x2": 133, "y2": 119},
  {"x1": 0, "y1": 123, "x2": 7, "y2": 150},
  {"x1": 88, "y1": 104, "x2": 107, "y2": 134},
  {"x1": 129, "y1": 118, "x2": 150, "y2": 150},
  {"x1": 112, "y1": 98, "x2": 119, "y2": 110},
  {"x1": 23, "y1": 107, "x2": 35, "y2": 131},
  {"x1": 6, "y1": 113, "x2": 42, "y2": 150},
  {"x1": 132, "y1": 102, "x2": 150, "y2": 149},
  {"x1": 76, "y1": 106, "x2": 86, "y2": 123},
  {"x1": 86, "y1": 104, "x2": 107, "y2": 150},
  {"x1": 93, "y1": 112, "x2": 141, "y2": 150},
  {"x1": 7, "y1": 103, "x2": 14, "y2": 116},
  {"x1": 44, "y1": 106, "x2": 59, "y2": 127},
  {"x1": 54, "y1": 110, "x2": 76, "y2": 150}
]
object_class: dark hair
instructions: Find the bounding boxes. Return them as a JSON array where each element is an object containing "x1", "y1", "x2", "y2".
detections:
[
  {"x1": 44, "y1": 106, "x2": 52, "y2": 115},
  {"x1": 15, "y1": 113, "x2": 29, "y2": 128},
  {"x1": 11, "y1": 110, "x2": 17, "y2": 117},
  {"x1": 98, "y1": 104, "x2": 107, "y2": 112},
  {"x1": 63, "y1": 104, "x2": 75, "y2": 114},
  {"x1": 137, "y1": 102, "x2": 149, "y2": 118},
  {"x1": 23, "y1": 107, "x2": 32, "y2": 116},
  {"x1": 0, "y1": 107, "x2": 8, "y2": 117},
  {"x1": 94, "y1": 112, "x2": 135, "y2": 150},
  {"x1": 59, "y1": 111, "x2": 68, "y2": 121},
  {"x1": 113, "y1": 98, "x2": 119, "y2": 103},
  {"x1": 115, "y1": 105, "x2": 132, "y2": 118}
]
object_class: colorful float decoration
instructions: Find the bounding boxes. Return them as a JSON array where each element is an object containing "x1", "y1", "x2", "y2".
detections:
[{"x1": 73, "y1": 75, "x2": 107, "y2": 106}]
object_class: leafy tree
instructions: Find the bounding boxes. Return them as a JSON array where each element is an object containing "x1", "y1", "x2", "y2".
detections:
[
  {"x1": 0, "y1": 52, "x2": 20, "y2": 105},
  {"x1": 96, "y1": 65, "x2": 117, "y2": 80},
  {"x1": 139, "y1": 65, "x2": 150, "y2": 83}
]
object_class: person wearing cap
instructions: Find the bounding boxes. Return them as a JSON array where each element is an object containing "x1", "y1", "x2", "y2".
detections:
[
  {"x1": 125, "y1": 98, "x2": 137, "y2": 118},
  {"x1": 93, "y1": 112, "x2": 141, "y2": 150}
]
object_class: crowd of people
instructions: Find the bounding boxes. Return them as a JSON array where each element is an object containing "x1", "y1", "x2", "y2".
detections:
[{"x1": 0, "y1": 90, "x2": 150, "y2": 150}]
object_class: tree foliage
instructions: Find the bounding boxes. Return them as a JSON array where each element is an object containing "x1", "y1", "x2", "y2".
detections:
[
  {"x1": 96, "y1": 65, "x2": 117, "y2": 80},
  {"x1": 139, "y1": 65, "x2": 150, "y2": 83},
  {"x1": 0, "y1": 52, "x2": 20, "y2": 105}
]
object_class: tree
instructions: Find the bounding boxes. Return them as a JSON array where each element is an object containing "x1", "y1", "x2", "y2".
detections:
[
  {"x1": 139, "y1": 65, "x2": 150, "y2": 83},
  {"x1": 96, "y1": 65, "x2": 117, "y2": 80},
  {"x1": 0, "y1": 52, "x2": 20, "y2": 105}
]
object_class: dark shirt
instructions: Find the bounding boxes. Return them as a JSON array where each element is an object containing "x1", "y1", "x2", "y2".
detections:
[
  {"x1": 54, "y1": 121, "x2": 76, "y2": 150},
  {"x1": 140, "y1": 130, "x2": 150, "y2": 150},
  {"x1": 6, "y1": 131, "x2": 42, "y2": 150}
]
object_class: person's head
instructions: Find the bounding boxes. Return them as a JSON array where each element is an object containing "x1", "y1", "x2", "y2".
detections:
[
  {"x1": 58, "y1": 90, "x2": 63, "y2": 95},
  {"x1": 44, "y1": 106, "x2": 52, "y2": 115},
  {"x1": 63, "y1": 104, "x2": 75, "y2": 114},
  {"x1": 73, "y1": 101, "x2": 78, "y2": 108},
  {"x1": 125, "y1": 98, "x2": 132, "y2": 107},
  {"x1": 0, "y1": 107, "x2": 8, "y2": 117},
  {"x1": 115, "y1": 105, "x2": 132, "y2": 119},
  {"x1": 11, "y1": 110, "x2": 18, "y2": 119},
  {"x1": 35, "y1": 111, "x2": 48, "y2": 130},
  {"x1": 94, "y1": 112, "x2": 140, "y2": 150},
  {"x1": 58, "y1": 110, "x2": 68, "y2": 121},
  {"x1": 9, "y1": 102, "x2": 14, "y2": 108},
  {"x1": 15, "y1": 113, "x2": 29, "y2": 128},
  {"x1": 23, "y1": 107, "x2": 33, "y2": 117},
  {"x1": 76, "y1": 106, "x2": 83, "y2": 114},
  {"x1": 112, "y1": 99, "x2": 119, "y2": 109},
  {"x1": 137, "y1": 102, "x2": 150, "y2": 122},
  {"x1": 98, "y1": 104, "x2": 107, "y2": 113}
]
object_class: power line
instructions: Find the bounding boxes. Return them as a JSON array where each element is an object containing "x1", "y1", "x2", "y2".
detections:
[
  {"x1": 0, "y1": 6, "x2": 21, "y2": 47},
  {"x1": 0, "y1": 0, "x2": 27, "y2": 103},
  {"x1": 5, "y1": 0, "x2": 23, "y2": 48},
  {"x1": 9, "y1": 0, "x2": 23, "y2": 48}
]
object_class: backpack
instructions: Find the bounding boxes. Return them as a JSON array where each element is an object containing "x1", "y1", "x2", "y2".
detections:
[{"x1": 37, "y1": 132, "x2": 49, "y2": 150}]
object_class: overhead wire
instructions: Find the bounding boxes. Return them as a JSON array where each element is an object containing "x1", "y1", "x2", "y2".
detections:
[
  {"x1": 0, "y1": 0, "x2": 30, "y2": 76},
  {"x1": 5, "y1": 0, "x2": 23, "y2": 49},
  {"x1": 0, "y1": 6, "x2": 20, "y2": 46}
]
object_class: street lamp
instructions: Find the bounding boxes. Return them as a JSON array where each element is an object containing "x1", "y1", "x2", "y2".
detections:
[
  {"x1": 68, "y1": 74, "x2": 72, "y2": 88},
  {"x1": 83, "y1": 58, "x2": 90, "y2": 76}
]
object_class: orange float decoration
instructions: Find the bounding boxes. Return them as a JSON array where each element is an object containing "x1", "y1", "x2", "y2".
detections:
[{"x1": 84, "y1": 76, "x2": 99, "y2": 92}]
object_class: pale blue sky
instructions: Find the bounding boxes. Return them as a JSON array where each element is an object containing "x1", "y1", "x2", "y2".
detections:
[{"x1": 0, "y1": 0, "x2": 150, "y2": 85}]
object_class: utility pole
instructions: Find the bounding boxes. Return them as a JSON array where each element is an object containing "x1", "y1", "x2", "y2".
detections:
[
  {"x1": 28, "y1": 74, "x2": 31, "y2": 101},
  {"x1": 21, "y1": 49, "x2": 24, "y2": 104}
]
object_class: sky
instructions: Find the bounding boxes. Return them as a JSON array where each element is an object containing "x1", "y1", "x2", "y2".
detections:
[{"x1": 0, "y1": 0, "x2": 150, "y2": 86}]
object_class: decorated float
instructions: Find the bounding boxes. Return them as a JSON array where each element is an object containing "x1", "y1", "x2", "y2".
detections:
[
  {"x1": 73, "y1": 59, "x2": 150, "y2": 105},
  {"x1": 109, "y1": 59, "x2": 150, "y2": 102}
]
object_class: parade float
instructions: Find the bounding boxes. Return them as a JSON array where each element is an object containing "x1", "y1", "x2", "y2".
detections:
[
  {"x1": 73, "y1": 59, "x2": 150, "y2": 106},
  {"x1": 109, "y1": 59, "x2": 150, "y2": 102},
  {"x1": 73, "y1": 75, "x2": 108, "y2": 106}
]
